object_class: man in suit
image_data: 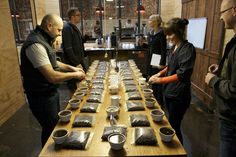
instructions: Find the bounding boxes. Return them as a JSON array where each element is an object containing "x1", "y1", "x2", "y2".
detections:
[{"x1": 62, "y1": 8, "x2": 87, "y2": 92}]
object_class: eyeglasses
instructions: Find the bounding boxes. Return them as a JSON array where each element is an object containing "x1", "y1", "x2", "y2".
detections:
[{"x1": 219, "y1": 6, "x2": 235, "y2": 15}]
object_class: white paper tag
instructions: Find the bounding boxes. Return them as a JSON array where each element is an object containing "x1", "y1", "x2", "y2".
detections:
[{"x1": 150, "y1": 54, "x2": 161, "y2": 66}]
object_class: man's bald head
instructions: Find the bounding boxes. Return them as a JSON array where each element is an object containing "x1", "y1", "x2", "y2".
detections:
[
  {"x1": 221, "y1": 0, "x2": 236, "y2": 30},
  {"x1": 40, "y1": 14, "x2": 63, "y2": 38},
  {"x1": 41, "y1": 14, "x2": 63, "y2": 29}
]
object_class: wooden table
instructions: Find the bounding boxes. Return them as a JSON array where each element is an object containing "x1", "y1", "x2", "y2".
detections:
[{"x1": 39, "y1": 62, "x2": 187, "y2": 157}]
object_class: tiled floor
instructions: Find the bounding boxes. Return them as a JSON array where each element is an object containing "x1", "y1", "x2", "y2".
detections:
[{"x1": 0, "y1": 83, "x2": 219, "y2": 157}]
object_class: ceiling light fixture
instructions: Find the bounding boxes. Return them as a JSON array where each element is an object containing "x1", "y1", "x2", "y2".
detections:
[
  {"x1": 95, "y1": 0, "x2": 104, "y2": 15},
  {"x1": 95, "y1": 6, "x2": 104, "y2": 15},
  {"x1": 136, "y1": 1, "x2": 145, "y2": 14},
  {"x1": 116, "y1": 5, "x2": 124, "y2": 8}
]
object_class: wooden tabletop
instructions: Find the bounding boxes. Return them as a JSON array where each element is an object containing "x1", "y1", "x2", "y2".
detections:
[{"x1": 39, "y1": 63, "x2": 187, "y2": 157}]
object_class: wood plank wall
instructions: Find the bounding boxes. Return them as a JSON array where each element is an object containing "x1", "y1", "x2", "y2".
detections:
[
  {"x1": 182, "y1": 0, "x2": 224, "y2": 107},
  {"x1": 161, "y1": 0, "x2": 182, "y2": 22},
  {"x1": 0, "y1": 0, "x2": 25, "y2": 125}
]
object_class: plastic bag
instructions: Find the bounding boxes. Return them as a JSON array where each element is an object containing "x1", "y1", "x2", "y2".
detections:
[
  {"x1": 90, "y1": 88, "x2": 104, "y2": 95},
  {"x1": 125, "y1": 85, "x2": 138, "y2": 92},
  {"x1": 130, "y1": 114, "x2": 150, "y2": 126},
  {"x1": 126, "y1": 101, "x2": 145, "y2": 111},
  {"x1": 127, "y1": 92, "x2": 142, "y2": 100},
  {"x1": 91, "y1": 84, "x2": 104, "y2": 89},
  {"x1": 92, "y1": 79, "x2": 104, "y2": 84},
  {"x1": 80, "y1": 102, "x2": 99, "y2": 113},
  {"x1": 122, "y1": 75, "x2": 133, "y2": 80},
  {"x1": 87, "y1": 94, "x2": 102, "y2": 103},
  {"x1": 101, "y1": 126, "x2": 127, "y2": 141},
  {"x1": 134, "y1": 127, "x2": 157, "y2": 145},
  {"x1": 123, "y1": 80, "x2": 136, "y2": 86},
  {"x1": 63, "y1": 131, "x2": 91, "y2": 149},
  {"x1": 95, "y1": 74, "x2": 105, "y2": 79},
  {"x1": 72, "y1": 114, "x2": 95, "y2": 127}
]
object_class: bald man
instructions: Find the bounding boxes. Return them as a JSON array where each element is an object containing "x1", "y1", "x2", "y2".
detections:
[
  {"x1": 205, "y1": 0, "x2": 236, "y2": 156},
  {"x1": 20, "y1": 14, "x2": 85, "y2": 147}
]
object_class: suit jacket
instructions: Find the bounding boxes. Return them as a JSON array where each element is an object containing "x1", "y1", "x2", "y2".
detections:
[
  {"x1": 62, "y1": 22, "x2": 86, "y2": 69},
  {"x1": 148, "y1": 29, "x2": 167, "y2": 66},
  {"x1": 209, "y1": 35, "x2": 236, "y2": 124}
]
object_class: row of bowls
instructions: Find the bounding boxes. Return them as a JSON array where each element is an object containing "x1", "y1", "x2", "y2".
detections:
[
  {"x1": 138, "y1": 79, "x2": 176, "y2": 142},
  {"x1": 51, "y1": 125, "x2": 175, "y2": 147}
]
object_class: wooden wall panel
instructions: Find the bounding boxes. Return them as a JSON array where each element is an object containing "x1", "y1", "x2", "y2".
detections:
[
  {"x1": 191, "y1": 53, "x2": 212, "y2": 104},
  {"x1": 211, "y1": 1, "x2": 224, "y2": 53},
  {"x1": 161, "y1": 0, "x2": 182, "y2": 22},
  {"x1": 45, "y1": 0, "x2": 60, "y2": 15},
  {"x1": 174, "y1": 0, "x2": 182, "y2": 18},
  {"x1": 34, "y1": 0, "x2": 46, "y2": 24},
  {"x1": 0, "y1": 0, "x2": 25, "y2": 125},
  {"x1": 182, "y1": 0, "x2": 223, "y2": 108},
  {"x1": 196, "y1": 0, "x2": 206, "y2": 17}
]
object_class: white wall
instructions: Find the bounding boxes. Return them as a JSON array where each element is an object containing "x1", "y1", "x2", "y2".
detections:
[{"x1": 45, "y1": 0, "x2": 60, "y2": 15}]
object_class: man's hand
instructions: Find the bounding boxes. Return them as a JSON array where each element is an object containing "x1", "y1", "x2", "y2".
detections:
[
  {"x1": 205, "y1": 72, "x2": 216, "y2": 85},
  {"x1": 208, "y1": 64, "x2": 218, "y2": 74},
  {"x1": 69, "y1": 64, "x2": 85, "y2": 73},
  {"x1": 74, "y1": 67, "x2": 85, "y2": 73},
  {"x1": 74, "y1": 71, "x2": 86, "y2": 80},
  {"x1": 76, "y1": 64, "x2": 83, "y2": 69}
]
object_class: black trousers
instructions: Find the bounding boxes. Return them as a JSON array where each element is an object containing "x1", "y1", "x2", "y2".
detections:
[
  {"x1": 67, "y1": 79, "x2": 78, "y2": 92},
  {"x1": 149, "y1": 67, "x2": 164, "y2": 106},
  {"x1": 164, "y1": 95, "x2": 191, "y2": 144},
  {"x1": 26, "y1": 91, "x2": 60, "y2": 147}
]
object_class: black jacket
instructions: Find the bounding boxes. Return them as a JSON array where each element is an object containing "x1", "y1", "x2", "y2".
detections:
[
  {"x1": 20, "y1": 26, "x2": 59, "y2": 93},
  {"x1": 148, "y1": 29, "x2": 167, "y2": 66},
  {"x1": 209, "y1": 35, "x2": 236, "y2": 124},
  {"x1": 62, "y1": 22, "x2": 86, "y2": 69},
  {"x1": 163, "y1": 40, "x2": 196, "y2": 99}
]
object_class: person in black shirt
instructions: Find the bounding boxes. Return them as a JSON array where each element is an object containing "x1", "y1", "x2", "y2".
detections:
[
  {"x1": 149, "y1": 18, "x2": 196, "y2": 144},
  {"x1": 62, "y1": 8, "x2": 87, "y2": 92},
  {"x1": 147, "y1": 14, "x2": 167, "y2": 106},
  {"x1": 94, "y1": 20, "x2": 102, "y2": 38},
  {"x1": 205, "y1": 0, "x2": 236, "y2": 156}
]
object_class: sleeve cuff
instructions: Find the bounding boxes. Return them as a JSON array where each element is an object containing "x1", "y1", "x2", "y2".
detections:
[
  {"x1": 159, "y1": 74, "x2": 178, "y2": 84},
  {"x1": 209, "y1": 76, "x2": 219, "y2": 88}
]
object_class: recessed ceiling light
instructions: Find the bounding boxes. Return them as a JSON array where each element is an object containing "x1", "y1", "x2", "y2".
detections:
[{"x1": 116, "y1": 5, "x2": 124, "y2": 8}]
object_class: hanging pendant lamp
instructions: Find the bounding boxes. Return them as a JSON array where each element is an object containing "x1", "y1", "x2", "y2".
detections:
[
  {"x1": 95, "y1": 6, "x2": 104, "y2": 15},
  {"x1": 136, "y1": 1, "x2": 145, "y2": 14}
]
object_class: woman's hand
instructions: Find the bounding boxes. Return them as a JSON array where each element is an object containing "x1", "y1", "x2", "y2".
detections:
[{"x1": 148, "y1": 75, "x2": 161, "y2": 84}]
